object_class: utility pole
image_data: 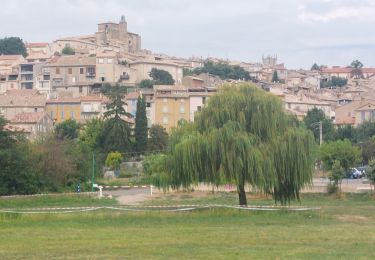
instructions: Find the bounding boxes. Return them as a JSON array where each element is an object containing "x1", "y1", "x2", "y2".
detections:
[{"x1": 91, "y1": 152, "x2": 95, "y2": 192}]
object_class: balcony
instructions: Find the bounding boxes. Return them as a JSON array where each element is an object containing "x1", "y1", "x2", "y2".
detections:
[
  {"x1": 120, "y1": 74, "x2": 130, "y2": 81},
  {"x1": 86, "y1": 72, "x2": 96, "y2": 78},
  {"x1": 20, "y1": 64, "x2": 33, "y2": 74}
]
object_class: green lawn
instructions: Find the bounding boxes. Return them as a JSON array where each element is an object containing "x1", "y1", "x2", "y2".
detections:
[
  {"x1": 0, "y1": 194, "x2": 117, "y2": 209},
  {"x1": 0, "y1": 193, "x2": 374, "y2": 259}
]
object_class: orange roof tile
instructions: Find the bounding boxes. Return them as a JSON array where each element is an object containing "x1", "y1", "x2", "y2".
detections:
[{"x1": 10, "y1": 112, "x2": 48, "y2": 123}]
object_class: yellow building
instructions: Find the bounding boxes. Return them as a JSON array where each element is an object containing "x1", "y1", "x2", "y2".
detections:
[
  {"x1": 46, "y1": 98, "x2": 81, "y2": 123},
  {"x1": 154, "y1": 86, "x2": 190, "y2": 132}
]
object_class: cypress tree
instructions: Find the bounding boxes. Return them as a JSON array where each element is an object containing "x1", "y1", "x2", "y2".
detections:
[
  {"x1": 272, "y1": 70, "x2": 279, "y2": 83},
  {"x1": 135, "y1": 95, "x2": 148, "y2": 153}
]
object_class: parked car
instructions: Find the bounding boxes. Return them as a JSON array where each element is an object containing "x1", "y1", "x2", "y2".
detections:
[
  {"x1": 346, "y1": 168, "x2": 364, "y2": 179},
  {"x1": 357, "y1": 166, "x2": 367, "y2": 177}
]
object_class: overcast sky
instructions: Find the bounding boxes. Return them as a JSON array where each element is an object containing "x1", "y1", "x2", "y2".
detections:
[{"x1": 1, "y1": 0, "x2": 374, "y2": 69}]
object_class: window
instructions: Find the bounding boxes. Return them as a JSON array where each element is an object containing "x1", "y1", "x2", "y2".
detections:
[
  {"x1": 98, "y1": 58, "x2": 104, "y2": 64},
  {"x1": 361, "y1": 111, "x2": 365, "y2": 122},
  {"x1": 87, "y1": 67, "x2": 95, "y2": 75},
  {"x1": 61, "y1": 111, "x2": 65, "y2": 119},
  {"x1": 162, "y1": 116, "x2": 169, "y2": 125},
  {"x1": 197, "y1": 106, "x2": 202, "y2": 112},
  {"x1": 56, "y1": 68, "x2": 60, "y2": 74},
  {"x1": 146, "y1": 102, "x2": 151, "y2": 108},
  {"x1": 68, "y1": 68, "x2": 72, "y2": 74},
  {"x1": 101, "y1": 77, "x2": 105, "y2": 82},
  {"x1": 107, "y1": 58, "x2": 113, "y2": 64},
  {"x1": 179, "y1": 105, "x2": 185, "y2": 114},
  {"x1": 80, "y1": 68, "x2": 84, "y2": 74},
  {"x1": 202, "y1": 97, "x2": 206, "y2": 105},
  {"x1": 163, "y1": 105, "x2": 168, "y2": 113},
  {"x1": 34, "y1": 108, "x2": 37, "y2": 112},
  {"x1": 43, "y1": 75, "x2": 50, "y2": 80},
  {"x1": 70, "y1": 111, "x2": 75, "y2": 119},
  {"x1": 79, "y1": 86, "x2": 83, "y2": 93}
]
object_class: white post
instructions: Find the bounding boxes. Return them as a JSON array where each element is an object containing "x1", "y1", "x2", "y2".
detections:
[
  {"x1": 150, "y1": 185, "x2": 153, "y2": 196},
  {"x1": 99, "y1": 186, "x2": 103, "y2": 198}
]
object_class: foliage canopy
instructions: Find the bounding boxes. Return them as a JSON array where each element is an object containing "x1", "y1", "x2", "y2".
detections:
[{"x1": 153, "y1": 83, "x2": 316, "y2": 205}]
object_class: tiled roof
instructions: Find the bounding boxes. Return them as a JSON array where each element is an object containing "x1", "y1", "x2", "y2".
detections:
[
  {"x1": 4, "y1": 124, "x2": 29, "y2": 132},
  {"x1": 322, "y1": 67, "x2": 352, "y2": 74},
  {"x1": 10, "y1": 112, "x2": 48, "y2": 123},
  {"x1": 26, "y1": 43, "x2": 49, "y2": 48},
  {"x1": 80, "y1": 95, "x2": 108, "y2": 102},
  {"x1": 26, "y1": 52, "x2": 51, "y2": 60},
  {"x1": 125, "y1": 91, "x2": 140, "y2": 100},
  {"x1": 0, "y1": 90, "x2": 46, "y2": 107},
  {"x1": 0, "y1": 54, "x2": 24, "y2": 61},
  {"x1": 322, "y1": 67, "x2": 375, "y2": 74},
  {"x1": 335, "y1": 117, "x2": 355, "y2": 125},
  {"x1": 48, "y1": 55, "x2": 96, "y2": 66},
  {"x1": 96, "y1": 51, "x2": 117, "y2": 58},
  {"x1": 46, "y1": 97, "x2": 81, "y2": 104},
  {"x1": 284, "y1": 94, "x2": 330, "y2": 105}
]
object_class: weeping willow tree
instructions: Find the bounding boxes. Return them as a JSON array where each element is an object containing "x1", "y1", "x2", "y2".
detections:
[{"x1": 154, "y1": 83, "x2": 316, "y2": 205}]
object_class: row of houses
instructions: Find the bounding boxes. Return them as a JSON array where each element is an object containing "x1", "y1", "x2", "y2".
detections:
[
  {"x1": 0, "y1": 52, "x2": 185, "y2": 98},
  {"x1": 0, "y1": 77, "x2": 216, "y2": 139}
]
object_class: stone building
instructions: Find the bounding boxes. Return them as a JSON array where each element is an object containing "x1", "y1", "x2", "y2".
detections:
[
  {"x1": 9, "y1": 111, "x2": 54, "y2": 140},
  {"x1": 0, "y1": 89, "x2": 46, "y2": 120},
  {"x1": 52, "y1": 16, "x2": 141, "y2": 55}
]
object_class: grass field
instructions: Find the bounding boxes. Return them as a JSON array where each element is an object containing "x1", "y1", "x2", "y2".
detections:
[{"x1": 0, "y1": 193, "x2": 374, "y2": 259}]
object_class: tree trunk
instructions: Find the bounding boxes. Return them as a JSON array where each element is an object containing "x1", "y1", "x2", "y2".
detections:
[{"x1": 238, "y1": 182, "x2": 247, "y2": 206}]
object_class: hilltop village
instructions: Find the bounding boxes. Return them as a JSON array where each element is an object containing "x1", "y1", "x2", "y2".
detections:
[{"x1": 0, "y1": 16, "x2": 374, "y2": 139}]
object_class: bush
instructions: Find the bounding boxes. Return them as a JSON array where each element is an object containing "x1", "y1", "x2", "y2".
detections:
[
  {"x1": 62, "y1": 46, "x2": 75, "y2": 55},
  {"x1": 105, "y1": 151, "x2": 123, "y2": 170},
  {"x1": 327, "y1": 182, "x2": 338, "y2": 194}
]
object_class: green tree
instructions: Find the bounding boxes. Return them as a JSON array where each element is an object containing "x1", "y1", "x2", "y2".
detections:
[
  {"x1": 192, "y1": 60, "x2": 251, "y2": 80},
  {"x1": 311, "y1": 63, "x2": 320, "y2": 71},
  {"x1": 320, "y1": 140, "x2": 361, "y2": 174},
  {"x1": 272, "y1": 70, "x2": 279, "y2": 83},
  {"x1": 333, "y1": 125, "x2": 356, "y2": 143},
  {"x1": 148, "y1": 124, "x2": 169, "y2": 152},
  {"x1": 62, "y1": 46, "x2": 75, "y2": 55},
  {"x1": 138, "y1": 79, "x2": 154, "y2": 89},
  {"x1": 355, "y1": 121, "x2": 375, "y2": 142},
  {"x1": 100, "y1": 85, "x2": 132, "y2": 153},
  {"x1": 105, "y1": 151, "x2": 123, "y2": 171},
  {"x1": 350, "y1": 60, "x2": 363, "y2": 69},
  {"x1": 329, "y1": 160, "x2": 344, "y2": 193},
  {"x1": 153, "y1": 83, "x2": 316, "y2": 205},
  {"x1": 0, "y1": 117, "x2": 41, "y2": 195},
  {"x1": 78, "y1": 118, "x2": 104, "y2": 150},
  {"x1": 321, "y1": 76, "x2": 347, "y2": 88},
  {"x1": 366, "y1": 159, "x2": 375, "y2": 192},
  {"x1": 360, "y1": 139, "x2": 375, "y2": 165},
  {"x1": 55, "y1": 119, "x2": 80, "y2": 139},
  {"x1": 304, "y1": 108, "x2": 335, "y2": 143},
  {"x1": 33, "y1": 137, "x2": 79, "y2": 191},
  {"x1": 0, "y1": 37, "x2": 27, "y2": 57},
  {"x1": 134, "y1": 95, "x2": 148, "y2": 153},
  {"x1": 149, "y1": 68, "x2": 175, "y2": 85}
]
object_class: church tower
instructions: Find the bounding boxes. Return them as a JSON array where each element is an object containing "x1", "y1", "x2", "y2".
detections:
[{"x1": 119, "y1": 15, "x2": 128, "y2": 41}]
